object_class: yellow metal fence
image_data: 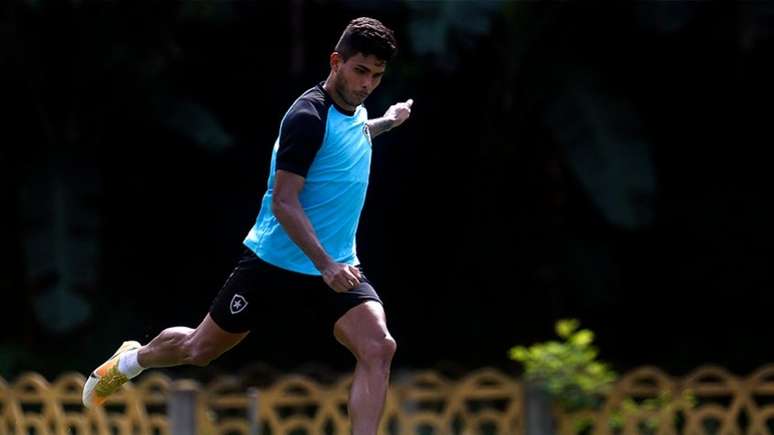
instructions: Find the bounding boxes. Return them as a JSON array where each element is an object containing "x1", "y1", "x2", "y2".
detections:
[{"x1": 2, "y1": 365, "x2": 774, "y2": 434}]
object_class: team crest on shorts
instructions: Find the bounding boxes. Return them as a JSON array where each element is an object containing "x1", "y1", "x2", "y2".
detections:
[{"x1": 230, "y1": 294, "x2": 248, "y2": 314}]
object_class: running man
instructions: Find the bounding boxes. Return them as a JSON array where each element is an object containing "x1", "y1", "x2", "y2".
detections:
[{"x1": 82, "y1": 17, "x2": 411, "y2": 434}]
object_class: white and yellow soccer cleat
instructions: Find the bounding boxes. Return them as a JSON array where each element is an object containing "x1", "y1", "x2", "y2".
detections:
[{"x1": 82, "y1": 340, "x2": 141, "y2": 408}]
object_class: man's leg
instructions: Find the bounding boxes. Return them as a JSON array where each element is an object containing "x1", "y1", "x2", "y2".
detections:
[
  {"x1": 83, "y1": 314, "x2": 247, "y2": 407},
  {"x1": 138, "y1": 314, "x2": 248, "y2": 368},
  {"x1": 83, "y1": 247, "x2": 262, "y2": 408},
  {"x1": 333, "y1": 300, "x2": 396, "y2": 435}
]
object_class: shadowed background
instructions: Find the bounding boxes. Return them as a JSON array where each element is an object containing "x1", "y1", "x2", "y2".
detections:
[{"x1": 1, "y1": 0, "x2": 773, "y2": 381}]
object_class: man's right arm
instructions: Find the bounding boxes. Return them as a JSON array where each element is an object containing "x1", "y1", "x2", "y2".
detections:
[
  {"x1": 367, "y1": 99, "x2": 413, "y2": 139},
  {"x1": 271, "y1": 169, "x2": 361, "y2": 293}
]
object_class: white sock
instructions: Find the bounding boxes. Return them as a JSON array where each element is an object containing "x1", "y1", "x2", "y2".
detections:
[{"x1": 117, "y1": 349, "x2": 144, "y2": 379}]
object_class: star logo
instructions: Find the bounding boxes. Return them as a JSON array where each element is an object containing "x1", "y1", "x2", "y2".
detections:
[{"x1": 229, "y1": 294, "x2": 248, "y2": 314}]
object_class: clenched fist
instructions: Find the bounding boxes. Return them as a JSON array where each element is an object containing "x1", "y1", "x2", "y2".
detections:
[{"x1": 383, "y1": 99, "x2": 413, "y2": 129}]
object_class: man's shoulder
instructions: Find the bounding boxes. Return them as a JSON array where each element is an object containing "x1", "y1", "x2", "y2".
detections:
[
  {"x1": 280, "y1": 85, "x2": 330, "y2": 137},
  {"x1": 287, "y1": 84, "x2": 329, "y2": 119}
]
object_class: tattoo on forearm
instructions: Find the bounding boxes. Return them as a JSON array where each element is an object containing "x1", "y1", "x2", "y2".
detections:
[{"x1": 367, "y1": 117, "x2": 394, "y2": 139}]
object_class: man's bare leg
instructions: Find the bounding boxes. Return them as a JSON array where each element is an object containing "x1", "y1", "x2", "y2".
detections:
[
  {"x1": 334, "y1": 301, "x2": 396, "y2": 435},
  {"x1": 83, "y1": 314, "x2": 247, "y2": 407},
  {"x1": 138, "y1": 314, "x2": 248, "y2": 368}
]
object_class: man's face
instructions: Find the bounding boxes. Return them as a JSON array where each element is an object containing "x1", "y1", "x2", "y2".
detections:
[{"x1": 332, "y1": 52, "x2": 386, "y2": 108}]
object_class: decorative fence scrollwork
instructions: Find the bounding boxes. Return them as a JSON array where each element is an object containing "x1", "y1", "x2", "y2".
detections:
[{"x1": 4, "y1": 365, "x2": 774, "y2": 434}]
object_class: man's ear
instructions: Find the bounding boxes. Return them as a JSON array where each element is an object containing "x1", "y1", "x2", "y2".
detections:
[{"x1": 330, "y1": 52, "x2": 343, "y2": 73}]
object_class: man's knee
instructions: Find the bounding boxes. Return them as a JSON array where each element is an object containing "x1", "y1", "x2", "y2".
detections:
[
  {"x1": 359, "y1": 335, "x2": 397, "y2": 366},
  {"x1": 183, "y1": 337, "x2": 223, "y2": 367}
]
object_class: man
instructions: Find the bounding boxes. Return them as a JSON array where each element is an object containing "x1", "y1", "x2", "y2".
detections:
[{"x1": 82, "y1": 17, "x2": 412, "y2": 434}]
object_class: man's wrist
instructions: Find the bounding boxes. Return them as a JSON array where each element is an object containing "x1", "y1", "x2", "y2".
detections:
[
  {"x1": 314, "y1": 255, "x2": 335, "y2": 273},
  {"x1": 383, "y1": 116, "x2": 396, "y2": 130},
  {"x1": 368, "y1": 117, "x2": 395, "y2": 139}
]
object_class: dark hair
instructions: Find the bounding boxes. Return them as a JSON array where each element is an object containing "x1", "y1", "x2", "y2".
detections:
[{"x1": 335, "y1": 17, "x2": 397, "y2": 62}]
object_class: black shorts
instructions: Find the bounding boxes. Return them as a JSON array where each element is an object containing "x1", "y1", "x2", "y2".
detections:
[{"x1": 209, "y1": 248, "x2": 382, "y2": 333}]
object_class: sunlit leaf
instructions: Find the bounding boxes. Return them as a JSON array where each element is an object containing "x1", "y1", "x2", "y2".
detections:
[
  {"x1": 571, "y1": 330, "x2": 594, "y2": 346},
  {"x1": 556, "y1": 319, "x2": 579, "y2": 338},
  {"x1": 509, "y1": 346, "x2": 529, "y2": 361}
]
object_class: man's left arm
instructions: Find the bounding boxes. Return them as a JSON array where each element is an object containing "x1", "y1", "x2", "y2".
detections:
[{"x1": 367, "y1": 99, "x2": 413, "y2": 139}]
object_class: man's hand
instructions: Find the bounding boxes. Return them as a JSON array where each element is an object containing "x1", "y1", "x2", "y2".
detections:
[
  {"x1": 367, "y1": 98, "x2": 413, "y2": 139},
  {"x1": 321, "y1": 262, "x2": 362, "y2": 293},
  {"x1": 383, "y1": 98, "x2": 413, "y2": 129}
]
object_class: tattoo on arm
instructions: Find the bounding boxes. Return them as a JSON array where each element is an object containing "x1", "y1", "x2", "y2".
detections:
[{"x1": 367, "y1": 117, "x2": 395, "y2": 139}]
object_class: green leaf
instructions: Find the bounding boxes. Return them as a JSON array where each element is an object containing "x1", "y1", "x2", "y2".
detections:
[
  {"x1": 556, "y1": 319, "x2": 579, "y2": 338},
  {"x1": 545, "y1": 341, "x2": 564, "y2": 355},
  {"x1": 509, "y1": 346, "x2": 529, "y2": 361},
  {"x1": 571, "y1": 330, "x2": 594, "y2": 347}
]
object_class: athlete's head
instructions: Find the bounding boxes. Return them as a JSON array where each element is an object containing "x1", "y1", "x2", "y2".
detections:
[{"x1": 328, "y1": 17, "x2": 397, "y2": 109}]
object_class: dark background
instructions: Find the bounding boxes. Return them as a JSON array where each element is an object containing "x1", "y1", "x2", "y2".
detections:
[{"x1": 1, "y1": 0, "x2": 773, "y2": 381}]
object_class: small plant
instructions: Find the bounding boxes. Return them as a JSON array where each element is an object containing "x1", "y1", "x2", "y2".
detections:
[
  {"x1": 509, "y1": 319, "x2": 694, "y2": 434},
  {"x1": 509, "y1": 319, "x2": 617, "y2": 411}
]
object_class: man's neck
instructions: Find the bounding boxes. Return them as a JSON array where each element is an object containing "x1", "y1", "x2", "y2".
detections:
[{"x1": 323, "y1": 75, "x2": 356, "y2": 113}]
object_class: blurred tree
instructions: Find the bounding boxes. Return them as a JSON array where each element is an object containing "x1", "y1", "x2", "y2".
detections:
[{"x1": 2, "y1": 0, "x2": 232, "y2": 374}]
